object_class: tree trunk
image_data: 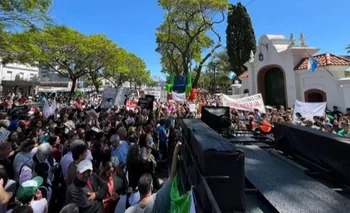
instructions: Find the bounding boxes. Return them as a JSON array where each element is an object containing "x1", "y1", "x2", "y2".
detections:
[
  {"x1": 70, "y1": 78, "x2": 77, "y2": 101},
  {"x1": 94, "y1": 83, "x2": 99, "y2": 93},
  {"x1": 182, "y1": 55, "x2": 189, "y2": 75},
  {"x1": 192, "y1": 69, "x2": 201, "y2": 88}
]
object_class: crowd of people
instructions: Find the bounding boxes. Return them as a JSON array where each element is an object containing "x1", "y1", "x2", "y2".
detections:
[
  {"x1": 0, "y1": 91, "x2": 349, "y2": 213},
  {"x1": 0, "y1": 93, "x2": 186, "y2": 213},
  {"x1": 229, "y1": 105, "x2": 350, "y2": 137}
]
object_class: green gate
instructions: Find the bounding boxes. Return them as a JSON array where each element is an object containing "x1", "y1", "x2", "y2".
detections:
[{"x1": 264, "y1": 68, "x2": 286, "y2": 107}]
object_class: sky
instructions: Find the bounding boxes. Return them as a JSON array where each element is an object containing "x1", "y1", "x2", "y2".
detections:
[{"x1": 50, "y1": 0, "x2": 350, "y2": 79}]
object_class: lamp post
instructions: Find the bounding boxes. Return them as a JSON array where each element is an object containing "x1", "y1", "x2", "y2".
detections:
[{"x1": 258, "y1": 43, "x2": 269, "y2": 62}]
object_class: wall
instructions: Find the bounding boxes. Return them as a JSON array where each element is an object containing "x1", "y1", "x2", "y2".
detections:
[
  {"x1": 243, "y1": 35, "x2": 322, "y2": 108},
  {"x1": 297, "y1": 69, "x2": 342, "y2": 110},
  {"x1": 1, "y1": 63, "x2": 39, "y2": 81},
  {"x1": 342, "y1": 86, "x2": 350, "y2": 110},
  {"x1": 251, "y1": 45, "x2": 298, "y2": 107},
  {"x1": 239, "y1": 78, "x2": 249, "y2": 94}
]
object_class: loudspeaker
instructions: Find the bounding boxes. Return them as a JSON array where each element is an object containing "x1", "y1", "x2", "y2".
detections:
[
  {"x1": 274, "y1": 123, "x2": 350, "y2": 185},
  {"x1": 182, "y1": 119, "x2": 245, "y2": 212},
  {"x1": 201, "y1": 106, "x2": 231, "y2": 130}
]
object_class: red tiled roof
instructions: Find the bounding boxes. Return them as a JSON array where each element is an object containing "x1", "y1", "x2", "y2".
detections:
[
  {"x1": 239, "y1": 71, "x2": 248, "y2": 79},
  {"x1": 294, "y1": 53, "x2": 350, "y2": 70}
]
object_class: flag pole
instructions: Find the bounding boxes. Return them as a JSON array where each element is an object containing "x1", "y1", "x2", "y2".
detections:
[{"x1": 305, "y1": 50, "x2": 334, "y2": 76}]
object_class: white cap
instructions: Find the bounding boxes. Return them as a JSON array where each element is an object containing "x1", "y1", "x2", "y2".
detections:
[{"x1": 77, "y1": 159, "x2": 93, "y2": 173}]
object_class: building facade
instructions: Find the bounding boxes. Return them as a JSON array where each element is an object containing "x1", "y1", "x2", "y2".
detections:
[
  {"x1": 238, "y1": 34, "x2": 350, "y2": 111},
  {"x1": 0, "y1": 62, "x2": 40, "y2": 96}
]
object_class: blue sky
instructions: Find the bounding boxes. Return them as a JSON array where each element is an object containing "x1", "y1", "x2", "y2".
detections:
[{"x1": 50, "y1": 0, "x2": 350, "y2": 79}]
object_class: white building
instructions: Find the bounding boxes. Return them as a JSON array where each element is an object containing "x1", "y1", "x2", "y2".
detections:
[
  {"x1": 0, "y1": 62, "x2": 39, "y2": 95},
  {"x1": 239, "y1": 33, "x2": 350, "y2": 111},
  {"x1": 0, "y1": 62, "x2": 39, "y2": 81}
]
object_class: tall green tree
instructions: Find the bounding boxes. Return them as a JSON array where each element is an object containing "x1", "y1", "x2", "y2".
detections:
[
  {"x1": 126, "y1": 53, "x2": 146, "y2": 86},
  {"x1": 3, "y1": 26, "x2": 93, "y2": 94},
  {"x1": 83, "y1": 34, "x2": 118, "y2": 92},
  {"x1": 103, "y1": 51, "x2": 153, "y2": 88},
  {"x1": 84, "y1": 75, "x2": 104, "y2": 92},
  {"x1": 205, "y1": 51, "x2": 231, "y2": 91},
  {"x1": 0, "y1": 0, "x2": 52, "y2": 29},
  {"x1": 156, "y1": 0, "x2": 228, "y2": 87},
  {"x1": 102, "y1": 47, "x2": 131, "y2": 87},
  {"x1": 0, "y1": 0, "x2": 52, "y2": 56},
  {"x1": 226, "y1": 2, "x2": 256, "y2": 77}
]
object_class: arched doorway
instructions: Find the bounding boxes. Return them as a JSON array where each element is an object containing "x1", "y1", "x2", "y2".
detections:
[
  {"x1": 304, "y1": 89, "x2": 327, "y2": 102},
  {"x1": 257, "y1": 65, "x2": 286, "y2": 107}
]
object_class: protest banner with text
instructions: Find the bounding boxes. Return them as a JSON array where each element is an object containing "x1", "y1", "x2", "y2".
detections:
[
  {"x1": 222, "y1": 93, "x2": 266, "y2": 113},
  {"x1": 292, "y1": 100, "x2": 326, "y2": 121}
]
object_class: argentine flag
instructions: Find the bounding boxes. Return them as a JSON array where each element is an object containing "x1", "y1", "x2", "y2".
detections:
[
  {"x1": 227, "y1": 71, "x2": 236, "y2": 80},
  {"x1": 308, "y1": 56, "x2": 318, "y2": 72}
]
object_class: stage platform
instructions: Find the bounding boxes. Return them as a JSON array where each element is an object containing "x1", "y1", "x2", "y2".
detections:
[{"x1": 237, "y1": 145, "x2": 350, "y2": 213}]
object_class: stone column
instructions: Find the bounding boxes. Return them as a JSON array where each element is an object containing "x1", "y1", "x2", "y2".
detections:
[{"x1": 232, "y1": 80, "x2": 242, "y2": 95}]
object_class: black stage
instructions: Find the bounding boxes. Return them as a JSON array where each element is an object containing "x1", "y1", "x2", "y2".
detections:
[{"x1": 193, "y1": 113, "x2": 350, "y2": 212}]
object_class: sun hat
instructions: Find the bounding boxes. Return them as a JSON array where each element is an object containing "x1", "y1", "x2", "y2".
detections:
[
  {"x1": 77, "y1": 159, "x2": 93, "y2": 173},
  {"x1": 16, "y1": 176, "x2": 43, "y2": 202}
]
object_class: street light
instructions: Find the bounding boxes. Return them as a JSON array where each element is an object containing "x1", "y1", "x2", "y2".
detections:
[{"x1": 258, "y1": 43, "x2": 269, "y2": 62}]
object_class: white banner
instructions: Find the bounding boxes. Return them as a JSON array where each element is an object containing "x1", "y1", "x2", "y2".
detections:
[
  {"x1": 189, "y1": 104, "x2": 197, "y2": 112},
  {"x1": 172, "y1": 92, "x2": 186, "y2": 102},
  {"x1": 222, "y1": 93, "x2": 266, "y2": 113},
  {"x1": 293, "y1": 100, "x2": 326, "y2": 121},
  {"x1": 160, "y1": 91, "x2": 167, "y2": 103},
  {"x1": 228, "y1": 93, "x2": 248, "y2": 99}
]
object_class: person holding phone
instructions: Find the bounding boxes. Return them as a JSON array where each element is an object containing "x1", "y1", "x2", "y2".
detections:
[
  {"x1": 157, "y1": 119, "x2": 169, "y2": 161},
  {"x1": 125, "y1": 142, "x2": 181, "y2": 213}
]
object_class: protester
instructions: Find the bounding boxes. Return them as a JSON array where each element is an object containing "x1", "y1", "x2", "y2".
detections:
[
  {"x1": 0, "y1": 89, "x2": 349, "y2": 213},
  {"x1": 125, "y1": 142, "x2": 181, "y2": 213},
  {"x1": 65, "y1": 159, "x2": 108, "y2": 213}
]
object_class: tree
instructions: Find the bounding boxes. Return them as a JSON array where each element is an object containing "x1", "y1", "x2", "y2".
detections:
[
  {"x1": 156, "y1": 0, "x2": 228, "y2": 87},
  {"x1": 102, "y1": 47, "x2": 131, "y2": 87},
  {"x1": 3, "y1": 26, "x2": 92, "y2": 95},
  {"x1": 226, "y1": 2, "x2": 256, "y2": 77},
  {"x1": 0, "y1": 0, "x2": 52, "y2": 56},
  {"x1": 84, "y1": 74, "x2": 104, "y2": 92},
  {"x1": 83, "y1": 34, "x2": 118, "y2": 92},
  {"x1": 0, "y1": 0, "x2": 52, "y2": 29},
  {"x1": 103, "y1": 50, "x2": 152, "y2": 89},
  {"x1": 125, "y1": 53, "x2": 152, "y2": 88},
  {"x1": 205, "y1": 51, "x2": 231, "y2": 92}
]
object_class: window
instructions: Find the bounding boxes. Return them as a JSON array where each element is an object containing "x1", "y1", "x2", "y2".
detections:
[
  {"x1": 4, "y1": 71, "x2": 12, "y2": 80},
  {"x1": 19, "y1": 72, "x2": 24, "y2": 79}
]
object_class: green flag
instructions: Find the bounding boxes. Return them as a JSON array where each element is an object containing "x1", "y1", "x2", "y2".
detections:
[
  {"x1": 169, "y1": 173, "x2": 192, "y2": 213},
  {"x1": 186, "y1": 71, "x2": 192, "y2": 85}
]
